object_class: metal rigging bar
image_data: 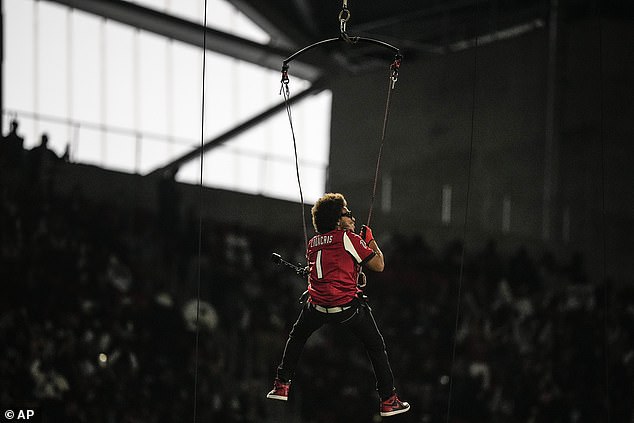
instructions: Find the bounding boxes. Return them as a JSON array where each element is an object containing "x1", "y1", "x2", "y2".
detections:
[{"x1": 281, "y1": 0, "x2": 401, "y2": 84}]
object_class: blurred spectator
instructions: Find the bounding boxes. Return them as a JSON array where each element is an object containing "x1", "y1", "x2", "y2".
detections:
[
  {"x1": 1, "y1": 120, "x2": 26, "y2": 196},
  {"x1": 1, "y1": 119, "x2": 25, "y2": 165},
  {"x1": 28, "y1": 133, "x2": 61, "y2": 201},
  {"x1": 0, "y1": 132, "x2": 631, "y2": 423}
]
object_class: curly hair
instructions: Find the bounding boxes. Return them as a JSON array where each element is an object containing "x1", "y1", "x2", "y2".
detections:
[{"x1": 311, "y1": 193, "x2": 346, "y2": 234}]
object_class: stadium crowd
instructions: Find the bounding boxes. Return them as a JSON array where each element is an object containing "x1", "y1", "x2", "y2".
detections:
[{"x1": 1, "y1": 124, "x2": 632, "y2": 422}]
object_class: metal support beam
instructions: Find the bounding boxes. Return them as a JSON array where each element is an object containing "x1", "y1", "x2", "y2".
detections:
[
  {"x1": 42, "y1": 0, "x2": 322, "y2": 81},
  {"x1": 224, "y1": 0, "x2": 297, "y2": 50},
  {"x1": 148, "y1": 79, "x2": 327, "y2": 177}
]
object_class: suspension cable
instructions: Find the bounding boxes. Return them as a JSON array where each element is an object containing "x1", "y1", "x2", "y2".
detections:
[
  {"x1": 193, "y1": 0, "x2": 208, "y2": 421},
  {"x1": 366, "y1": 56, "x2": 402, "y2": 226},
  {"x1": 280, "y1": 1, "x2": 403, "y2": 256},
  {"x1": 445, "y1": 7, "x2": 479, "y2": 423},
  {"x1": 280, "y1": 79, "x2": 310, "y2": 259}
]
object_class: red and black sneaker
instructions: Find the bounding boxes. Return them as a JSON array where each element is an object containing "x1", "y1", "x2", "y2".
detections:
[
  {"x1": 266, "y1": 378, "x2": 291, "y2": 401},
  {"x1": 380, "y1": 393, "x2": 410, "y2": 417}
]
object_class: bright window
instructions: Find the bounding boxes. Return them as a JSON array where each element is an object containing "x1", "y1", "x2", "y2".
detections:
[{"x1": 3, "y1": 0, "x2": 330, "y2": 203}]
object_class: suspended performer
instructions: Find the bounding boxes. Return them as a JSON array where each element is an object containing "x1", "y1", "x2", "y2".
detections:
[{"x1": 266, "y1": 192, "x2": 410, "y2": 417}]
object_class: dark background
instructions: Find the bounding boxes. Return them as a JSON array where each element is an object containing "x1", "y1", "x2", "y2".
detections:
[{"x1": 1, "y1": 0, "x2": 633, "y2": 422}]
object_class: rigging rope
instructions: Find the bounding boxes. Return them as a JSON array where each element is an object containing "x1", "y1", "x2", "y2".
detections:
[
  {"x1": 445, "y1": 6, "x2": 479, "y2": 423},
  {"x1": 280, "y1": 81, "x2": 310, "y2": 258},
  {"x1": 366, "y1": 56, "x2": 401, "y2": 226},
  {"x1": 281, "y1": 56, "x2": 400, "y2": 260},
  {"x1": 280, "y1": 0, "x2": 402, "y2": 261},
  {"x1": 193, "y1": 0, "x2": 208, "y2": 421}
]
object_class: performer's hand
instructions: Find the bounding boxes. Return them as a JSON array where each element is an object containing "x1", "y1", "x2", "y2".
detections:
[{"x1": 360, "y1": 225, "x2": 374, "y2": 244}]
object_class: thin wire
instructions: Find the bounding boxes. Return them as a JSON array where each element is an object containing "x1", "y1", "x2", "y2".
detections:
[
  {"x1": 281, "y1": 83, "x2": 310, "y2": 258},
  {"x1": 193, "y1": 0, "x2": 208, "y2": 421},
  {"x1": 366, "y1": 72, "x2": 396, "y2": 227},
  {"x1": 445, "y1": 10, "x2": 479, "y2": 423}
]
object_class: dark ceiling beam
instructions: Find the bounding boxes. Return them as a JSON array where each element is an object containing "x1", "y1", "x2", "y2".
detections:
[
  {"x1": 222, "y1": 0, "x2": 296, "y2": 50},
  {"x1": 351, "y1": 0, "x2": 480, "y2": 34},
  {"x1": 147, "y1": 78, "x2": 328, "y2": 177},
  {"x1": 225, "y1": 0, "x2": 314, "y2": 50},
  {"x1": 349, "y1": 0, "x2": 546, "y2": 55},
  {"x1": 42, "y1": 0, "x2": 322, "y2": 81}
]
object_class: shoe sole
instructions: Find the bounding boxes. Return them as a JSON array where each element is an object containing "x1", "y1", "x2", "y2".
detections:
[
  {"x1": 266, "y1": 394, "x2": 288, "y2": 401},
  {"x1": 380, "y1": 405, "x2": 410, "y2": 417}
]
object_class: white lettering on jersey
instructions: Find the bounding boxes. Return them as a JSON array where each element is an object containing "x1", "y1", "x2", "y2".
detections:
[
  {"x1": 316, "y1": 250, "x2": 323, "y2": 279},
  {"x1": 309, "y1": 234, "x2": 333, "y2": 247}
]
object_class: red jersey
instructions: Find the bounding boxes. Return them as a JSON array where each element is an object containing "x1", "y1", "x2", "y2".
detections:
[{"x1": 306, "y1": 229, "x2": 376, "y2": 306}]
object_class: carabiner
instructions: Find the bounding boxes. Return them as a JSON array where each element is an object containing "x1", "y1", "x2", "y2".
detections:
[
  {"x1": 279, "y1": 64, "x2": 290, "y2": 95},
  {"x1": 390, "y1": 54, "x2": 402, "y2": 89},
  {"x1": 338, "y1": 9, "x2": 350, "y2": 34},
  {"x1": 338, "y1": 0, "x2": 351, "y2": 35}
]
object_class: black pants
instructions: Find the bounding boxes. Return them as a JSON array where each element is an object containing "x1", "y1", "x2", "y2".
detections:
[{"x1": 276, "y1": 299, "x2": 395, "y2": 400}]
